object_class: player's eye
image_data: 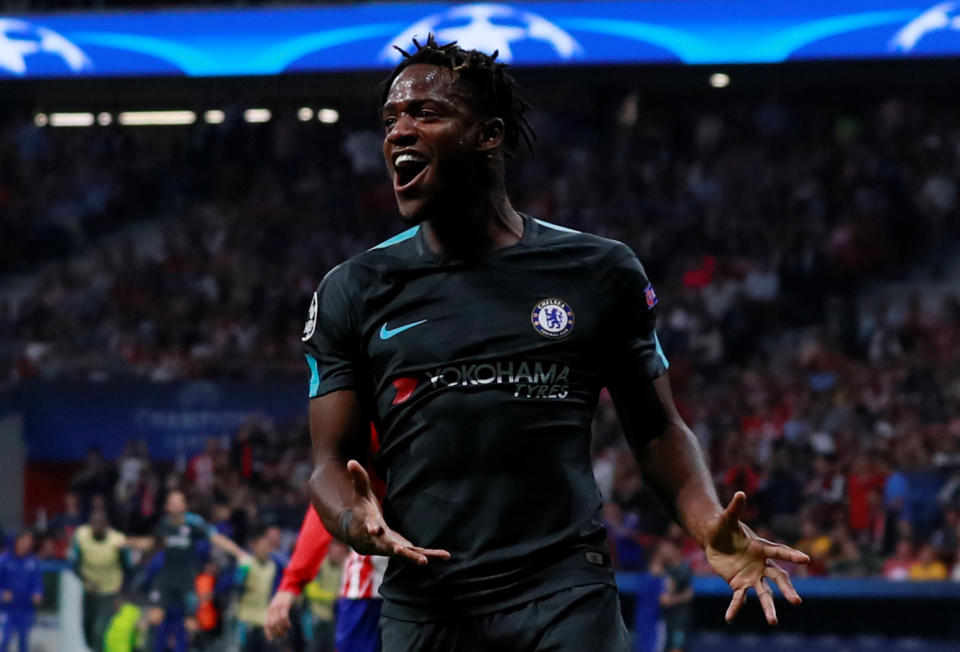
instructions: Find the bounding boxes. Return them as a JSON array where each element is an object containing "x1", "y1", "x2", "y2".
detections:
[{"x1": 383, "y1": 117, "x2": 396, "y2": 130}]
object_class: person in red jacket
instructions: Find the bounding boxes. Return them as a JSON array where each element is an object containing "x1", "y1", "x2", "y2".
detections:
[{"x1": 264, "y1": 507, "x2": 384, "y2": 652}]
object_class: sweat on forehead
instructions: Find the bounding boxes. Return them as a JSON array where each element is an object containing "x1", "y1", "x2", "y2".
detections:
[{"x1": 384, "y1": 64, "x2": 475, "y2": 109}]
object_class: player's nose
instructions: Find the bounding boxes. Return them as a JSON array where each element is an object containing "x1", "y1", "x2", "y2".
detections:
[{"x1": 387, "y1": 114, "x2": 418, "y2": 147}]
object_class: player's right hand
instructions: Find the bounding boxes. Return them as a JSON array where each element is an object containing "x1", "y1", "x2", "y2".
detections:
[
  {"x1": 344, "y1": 459, "x2": 452, "y2": 565},
  {"x1": 1, "y1": 590, "x2": 11, "y2": 603},
  {"x1": 265, "y1": 590, "x2": 296, "y2": 641}
]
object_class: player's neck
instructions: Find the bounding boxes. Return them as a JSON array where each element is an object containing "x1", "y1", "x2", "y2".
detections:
[{"x1": 422, "y1": 191, "x2": 523, "y2": 260}]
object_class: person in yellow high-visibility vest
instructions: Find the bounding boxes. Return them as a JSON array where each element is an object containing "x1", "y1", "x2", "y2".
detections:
[
  {"x1": 103, "y1": 600, "x2": 144, "y2": 652},
  {"x1": 302, "y1": 540, "x2": 348, "y2": 652},
  {"x1": 234, "y1": 527, "x2": 283, "y2": 651},
  {"x1": 69, "y1": 510, "x2": 131, "y2": 651}
]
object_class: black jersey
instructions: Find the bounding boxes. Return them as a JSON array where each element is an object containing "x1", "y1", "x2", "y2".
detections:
[
  {"x1": 153, "y1": 513, "x2": 214, "y2": 592},
  {"x1": 302, "y1": 214, "x2": 669, "y2": 618}
]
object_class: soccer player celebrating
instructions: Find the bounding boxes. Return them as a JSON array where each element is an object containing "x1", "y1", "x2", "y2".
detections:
[
  {"x1": 129, "y1": 490, "x2": 247, "y2": 652},
  {"x1": 303, "y1": 36, "x2": 808, "y2": 650}
]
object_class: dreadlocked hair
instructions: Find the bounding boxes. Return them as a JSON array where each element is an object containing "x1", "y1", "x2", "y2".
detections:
[{"x1": 380, "y1": 34, "x2": 536, "y2": 158}]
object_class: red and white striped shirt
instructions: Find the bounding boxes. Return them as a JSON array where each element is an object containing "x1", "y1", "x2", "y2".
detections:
[{"x1": 339, "y1": 550, "x2": 387, "y2": 599}]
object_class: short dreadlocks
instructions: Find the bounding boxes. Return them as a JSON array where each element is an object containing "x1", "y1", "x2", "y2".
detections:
[{"x1": 380, "y1": 35, "x2": 536, "y2": 158}]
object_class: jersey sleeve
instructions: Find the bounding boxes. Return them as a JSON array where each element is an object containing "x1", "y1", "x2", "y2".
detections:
[
  {"x1": 302, "y1": 264, "x2": 361, "y2": 399},
  {"x1": 277, "y1": 507, "x2": 332, "y2": 595},
  {"x1": 597, "y1": 243, "x2": 669, "y2": 384},
  {"x1": 185, "y1": 513, "x2": 215, "y2": 540}
]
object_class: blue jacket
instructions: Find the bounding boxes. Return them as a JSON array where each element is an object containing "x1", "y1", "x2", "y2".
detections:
[{"x1": 0, "y1": 552, "x2": 43, "y2": 612}]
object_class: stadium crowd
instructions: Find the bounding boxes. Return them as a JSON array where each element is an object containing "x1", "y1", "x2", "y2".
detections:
[
  {"x1": 3, "y1": 94, "x2": 957, "y2": 381},
  {"x1": 2, "y1": 91, "x2": 960, "y2": 646}
]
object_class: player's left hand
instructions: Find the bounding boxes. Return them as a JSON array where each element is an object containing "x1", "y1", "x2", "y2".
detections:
[{"x1": 704, "y1": 491, "x2": 809, "y2": 625}]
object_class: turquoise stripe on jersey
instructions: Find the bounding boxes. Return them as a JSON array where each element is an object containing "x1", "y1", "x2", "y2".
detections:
[
  {"x1": 534, "y1": 218, "x2": 580, "y2": 234},
  {"x1": 305, "y1": 353, "x2": 321, "y2": 397},
  {"x1": 654, "y1": 331, "x2": 670, "y2": 370},
  {"x1": 371, "y1": 225, "x2": 419, "y2": 249}
]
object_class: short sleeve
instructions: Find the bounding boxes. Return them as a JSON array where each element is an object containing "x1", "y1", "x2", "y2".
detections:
[
  {"x1": 302, "y1": 264, "x2": 360, "y2": 399},
  {"x1": 597, "y1": 244, "x2": 669, "y2": 384},
  {"x1": 186, "y1": 513, "x2": 214, "y2": 540}
]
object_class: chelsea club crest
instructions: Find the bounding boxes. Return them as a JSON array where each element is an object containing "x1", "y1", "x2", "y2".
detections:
[{"x1": 531, "y1": 298, "x2": 574, "y2": 339}]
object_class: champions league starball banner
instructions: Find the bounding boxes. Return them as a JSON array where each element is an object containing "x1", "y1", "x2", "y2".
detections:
[{"x1": 3, "y1": 0, "x2": 960, "y2": 79}]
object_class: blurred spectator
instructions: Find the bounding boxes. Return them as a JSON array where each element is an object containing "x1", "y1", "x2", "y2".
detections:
[
  {"x1": 48, "y1": 492, "x2": 84, "y2": 545},
  {"x1": 796, "y1": 519, "x2": 831, "y2": 577},
  {"x1": 71, "y1": 447, "x2": 118, "y2": 517},
  {"x1": 0, "y1": 531, "x2": 43, "y2": 652},
  {"x1": 930, "y1": 507, "x2": 960, "y2": 558},
  {"x1": 187, "y1": 438, "x2": 220, "y2": 500},
  {"x1": 882, "y1": 540, "x2": 915, "y2": 581},
  {"x1": 69, "y1": 510, "x2": 130, "y2": 651},
  {"x1": 828, "y1": 534, "x2": 879, "y2": 578},
  {"x1": 847, "y1": 455, "x2": 887, "y2": 536},
  {"x1": 651, "y1": 537, "x2": 694, "y2": 652},
  {"x1": 193, "y1": 561, "x2": 221, "y2": 648},
  {"x1": 303, "y1": 540, "x2": 348, "y2": 652},
  {"x1": 115, "y1": 441, "x2": 149, "y2": 505},
  {"x1": 234, "y1": 527, "x2": 284, "y2": 652},
  {"x1": 908, "y1": 543, "x2": 948, "y2": 581}
]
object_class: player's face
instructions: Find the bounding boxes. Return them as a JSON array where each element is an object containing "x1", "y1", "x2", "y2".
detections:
[
  {"x1": 381, "y1": 64, "x2": 484, "y2": 222},
  {"x1": 166, "y1": 492, "x2": 187, "y2": 518}
]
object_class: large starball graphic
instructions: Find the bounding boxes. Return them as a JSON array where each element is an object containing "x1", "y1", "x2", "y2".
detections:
[
  {"x1": 890, "y1": 1, "x2": 960, "y2": 53},
  {"x1": 0, "y1": 18, "x2": 91, "y2": 76},
  {"x1": 380, "y1": 3, "x2": 583, "y2": 64}
]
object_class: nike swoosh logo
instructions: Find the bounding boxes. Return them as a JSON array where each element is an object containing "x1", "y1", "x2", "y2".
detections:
[{"x1": 379, "y1": 319, "x2": 427, "y2": 340}]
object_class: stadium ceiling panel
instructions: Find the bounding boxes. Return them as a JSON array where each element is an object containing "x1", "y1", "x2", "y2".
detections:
[{"x1": 2, "y1": 0, "x2": 960, "y2": 79}]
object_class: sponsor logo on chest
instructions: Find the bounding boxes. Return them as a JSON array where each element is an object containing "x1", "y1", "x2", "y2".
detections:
[
  {"x1": 166, "y1": 525, "x2": 192, "y2": 549},
  {"x1": 425, "y1": 359, "x2": 571, "y2": 399}
]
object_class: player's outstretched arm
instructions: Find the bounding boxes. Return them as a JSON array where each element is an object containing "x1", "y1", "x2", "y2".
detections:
[
  {"x1": 308, "y1": 389, "x2": 451, "y2": 565},
  {"x1": 125, "y1": 537, "x2": 155, "y2": 552},
  {"x1": 210, "y1": 532, "x2": 250, "y2": 562},
  {"x1": 610, "y1": 373, "x2": 809, "y2": 625}
]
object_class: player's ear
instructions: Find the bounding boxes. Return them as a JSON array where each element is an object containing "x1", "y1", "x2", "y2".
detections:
[{"x1": 476, "y1": 117, "x2": 505, "y2": 154}]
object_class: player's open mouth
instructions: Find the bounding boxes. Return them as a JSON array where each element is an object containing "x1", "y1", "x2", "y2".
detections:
[{"x1": 394, "y1": 152, "x2": 430, "y2": 190}]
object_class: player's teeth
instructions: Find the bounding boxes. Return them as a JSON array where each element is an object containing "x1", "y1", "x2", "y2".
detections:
[{"x1": 396, "y1": 153, "x2": 425, "y2": 165}]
